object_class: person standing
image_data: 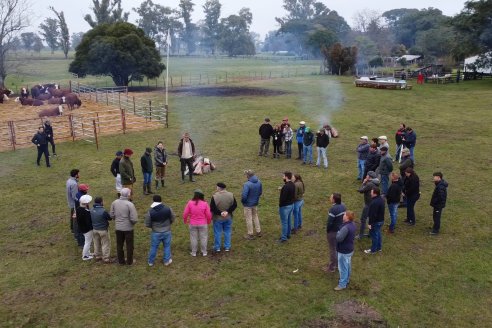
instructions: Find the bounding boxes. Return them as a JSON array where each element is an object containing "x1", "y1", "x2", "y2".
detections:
[
  {"x1": 378, "y1": 136, "x2": 390, "y2": 153},
  {"x1": 31, "y1": 126, "x2": 50, "y2": 167},
  {"x1": 183, "y1": 189, "x2": 212, "y2": 256},
  {"x1": 110, "y1": 151, "x2": 123, "y2": 198},
  {"x1": 119, "y1": 149, "x2": 136, "y2": 196},
  {"x1": 394, "y1": 123, "x2": 406, "y2": 161},
  {"x1": 90, "y1": 197, "x2": 112, "y2": 263},
  {"x1": 66, "y1": 169, "x2": 80, "y2": 234},
  {"x1": 258, "y1": 118, "x2": 273, "y2": 156},
  {"x1": 326, "y1": 193, "x2": 346, "y2": 272},
  {"x1": 279, "y1": 117, "x2": 290, "y2": 154},
  {"x1": 178, "y1": 132, "x2": 196, "y2": 183},
  {"x1": 292, "y1": 174, "x2": 305, "y2": 233},
  {"x1": 241, "y1": 170, "x2": 263, "y2": 240},
  {"x1": 140, "y1": 147, "x2": 154, "y2": 195},
  {"x1": 316, "y1": 128, "x2": 329, "y2": 169},
  {"x1": 154, "y1": 141, "x2": 167, "y2": 189},
  {"x1": 363, "y1": 144, "x2": 380, "y2": 179},
  {"x1": 364, "y1": 188, "x2": 385, "y2": 254},
  {"x1": 43, "y1": 120, "x2": 57, "y2": 156},
  {"x1": 211, "y1": 183, "x2": 237, "y2": 252},
  {"x1": 403, "y1": 127, "x2": 417, "y2": 162},
  {"x1": 386, "y1": 173, "x2": 403, "y2": 233},
  {"x1": 272, "y1": 125, "x2": 283, "y2": 159},
  {"x1": 430, "y1": 172, "x2": 448, "y2": 235},
  {"x1": 302, "y1": 127, "x2": 315, "y2": 165},
  {"x1": 295, "y1": 121, "x2": 306, "y2": 160},
  {"x1": 74, "y1": 184, "x2": 89, "y2": 247},
  {"x1": 278, "y1": 172, "x2": 296, "y2": 243},
  {"x1": 110, "y1": 188, "x2": 138, "y2": 265},
  {"x1": 356, "y1": 136, "x2": 370, "y2": 180},
  {"x1": 77, "y1": 195, "x2": 94, "y2": 261},
  {"x1": 377, "y1": 146, "x2": 393, "y2": 195},
  {"x1": 145, "y1": 194, "x2": 175, "y2": 266},
  {"x1": 403, "y1": 167, "x2": 420, "y2": 226},
  {"x1": 399, "y1": 148, "x2": 414, "y2": 178},
  {"x1": 334, "y1": 211, "x2": 357, "y2": 291},
  {"x1": 283, "y1": 123, "x2": 293, "y2": 159},
  {"x1": 357, "y1": 171, "x2": 380, "y2": 239}
]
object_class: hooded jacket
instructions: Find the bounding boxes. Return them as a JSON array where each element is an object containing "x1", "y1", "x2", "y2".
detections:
[
  {"x1": 241, "y1": 175, "x2": 263, "y2": 207},
  {"x1": 358, "y1": 178, "x2": 380, "y2": 205},
  {"x1": 145, "y1": 203, "x2": 175, "y2": 232},
  {"x1": 430, "y1": 180, "x2": 448, "y2": 209},
  {"x1": 259, "y1": 123, "x2": 274, "y2": 139},
  {"x1": 141, "y1": 152, "x2": 153, "y2": 173}
]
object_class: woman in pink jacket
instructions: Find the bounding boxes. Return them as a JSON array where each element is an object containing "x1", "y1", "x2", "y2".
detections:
[{"x1": 183, "y1": 189, "x2": 212, "y2": 256}]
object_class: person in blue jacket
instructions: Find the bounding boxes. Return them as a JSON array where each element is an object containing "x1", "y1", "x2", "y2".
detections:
[
  {"x1": 295, "y1": 121, "x2": 306, "y2": 160},
  {"x1": 241, "y1": 170, "x2": 263, "y2": 239}
]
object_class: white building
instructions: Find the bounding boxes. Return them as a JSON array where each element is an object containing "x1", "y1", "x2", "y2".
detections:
[{"x1": 464, "y1": 53, "x2": 492, "y2": 74}]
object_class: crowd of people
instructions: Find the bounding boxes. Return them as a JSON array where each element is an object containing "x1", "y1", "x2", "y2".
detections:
[{"x1": 62, "y1": 119, "x2": 447, "y2": 293}]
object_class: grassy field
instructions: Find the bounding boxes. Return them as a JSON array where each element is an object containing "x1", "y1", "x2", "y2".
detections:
[{"x1": 1, "y1": 57, "x2": 491, "y2": 327}]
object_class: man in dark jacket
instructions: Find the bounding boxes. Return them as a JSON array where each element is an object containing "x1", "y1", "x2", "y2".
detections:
[
  {"x1": 211, "y1": 182, "x2": 237, "y2": 252},
  {"x1": 363, "y1": 144, "x2": 380, "y2": 178},
  {"x1": 316, "y1": 129, "x2": 330, "y2": 169},
  {"x1": 31, "y1": 126, "x2": 50, "y2": 167},
  {"x1": 356, "y1": 136, "x2": 370, "y2": 180},
  {"x1": 119, "y1": 149, "x2": 136, "y2": 197},
  {"x1": 145, "y1": 194, "x2": 175, "y2": 266},
  {"x1": 326, "y1": 193, "x2": 346, "y2": 272},
  {"x1": 178, "y1": 132, "x2": 196, "y2": 183},
  {"x1": 386, "y1": 172, "x2": 403, "y2": 233},
  {"x1": 141, "y1": 147, "x2": 153, "y2": 195},
  {"x1": 295, "y1": 121, "x2": 306, "y2": 159},
  {"x1": 334, "y1": 211, "x2": 357, "y2": 291},
  {"x1": 377, "y1": 146, "x2": 393, "y2": 194},
  {"x1": 44, "y1": 120, "x2": 56, "y2": 156},
  {"x1": 90, "y1": 197, "x2": 112, "y2": 263},
  {"x1": 242, "y1": 170, "x2": 263, "y2": 239},
  {"x1": 110, "y1": 150, "x2": 123, "y2": 198},
  {"x1": 430, "y1": 172, "x2": 448, "y2": 235},
  {"x1": 364, "y1": 187, "x2": 385, "y2": 254},
  {"x1": 154, "y1": 141, "x2": 167, "y2": 189},
  {"x1": 394, "y1": 123, "x2": 406, "y2": 161},
  {"x1": 302, "y1": 127, "x2": 315, "y2": 165},
  {"x1": 278, "y1": 172, "x2": 296, "y2": 242},
  {"x1": 357, "y1": 171, "x2": 380, "y2": 238},
  {"x1": 258, "y1": 117, "x2": 273, "y2": 156},
  {"x1": 403, "y1": 127, "x2": 417, "y2": 162}
]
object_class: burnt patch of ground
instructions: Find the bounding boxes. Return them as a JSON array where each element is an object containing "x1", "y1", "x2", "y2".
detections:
[{"x1": 128, "y1": 86, "x2": 291, "y2": 97}]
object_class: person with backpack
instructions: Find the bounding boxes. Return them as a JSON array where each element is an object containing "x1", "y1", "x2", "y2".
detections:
[{"x1": 145, "y1": 194, "x2": 175, "y2": 266}]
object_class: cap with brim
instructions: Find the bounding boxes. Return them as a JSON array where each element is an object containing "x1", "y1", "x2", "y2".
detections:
[
  {"x1": 216, "y1": 182, "x2": 226, "y2": 189},
  {"x1": 116, "y1": 150, "x2": 123, "y2": 156},
  {"x1": 78, "y1": 184, "x2": 89, "y2": 192},
  {"x1": 378, "y1": 136, "x2": 387, "y2": 140},
  {"x1": 299, "y1": 121, "x2": 305, "y2": 125},
  {"x1": 194, "y1": 189, "x2": 204, "y2": 196},
  {"x1": 79, "y1": 195, "x2": 92, "y2": 204},
  {"x1": 402, "y1": 148, "x2": 410, "y2": 154},
  {"x1": 360, "y1": 136, "x2": 368, "y2": 140},
  {"x1": 124, "y1": 148, "x2": 133, "y2": 155}
]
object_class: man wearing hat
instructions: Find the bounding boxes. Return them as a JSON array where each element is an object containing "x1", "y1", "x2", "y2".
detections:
[
  {"x1": 77, "y1": 194, "x2": 94, "y2": 260},
  {"x1": 302, "y1": 127, "x2": 315, "y2": 165},
  {"x1": 110, "y1": 188, "x2": 138, "y2": 265},
  {"x1": 66, "y1": 169, "x2": 80, "y2": 236},
  {"x1": 258, "y1": 118, "x2": 273, "y2": 156},
  {"x1": 210, "y1": 182, "x2": 237, "y2": 252},
  {"x1": 378, "y1": 136, "x2": 390, "y2": 153},
  {"x1": 140, "y1": 147, "x2": 154, "y2": 195},
  {"x1": 119, "y1": 148, "x2": 136, "y2": 196},
  {"x1": 295, "y1": 121, "x2": 306, "y2": 160},
  {"x1": 241, "y1": 170, "x2": 263, "y2": 239},
  {"x1": 111, "y1": 151, "x2": 123, "y2": 198},
  {"x1": 377, "y1": 146, "x2": 393, "y2": 194},
  {"x1": 356, "y1": 136, "x2": 370, "y2": 180},
  {"x1": 44, "y1": 119, "x2": 57, "y2": 157}
]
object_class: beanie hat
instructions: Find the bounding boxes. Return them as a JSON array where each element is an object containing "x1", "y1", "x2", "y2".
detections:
[
  {"x1": 115, "y1": 150, "x2": 123, "y2": 156},
  {"x1": 145, "y1": 147, "x2": 152, "y2": 153},
  {"x1": 123, "y1": 148, "x2": 133, "y2": 156},
  {"x1": 216, "y1": 182, "x2": 226, "y2": 189},
  {"x1": 79, "y1": 195, "x2": 92, "y2": 205},
  {"x1": 78, "y1": 184, "x2": 89, "y2": 192}
]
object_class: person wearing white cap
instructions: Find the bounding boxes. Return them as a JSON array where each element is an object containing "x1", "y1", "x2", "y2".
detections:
[
  {"x1": 110, "y1": 188, "x2": 138, "y2": 265},
  {"x1": 295, "y1": 121, "x2": 306, "y2": 160},
  {"x1": 378, "y1": 136, "x2": 390, "y2": 153},
  {"x1": 77, "y1": 194, "x2": 94, "y2": 261},
  {"x1": 356, "y1": 136, "x2": 370, "y2": 180}
]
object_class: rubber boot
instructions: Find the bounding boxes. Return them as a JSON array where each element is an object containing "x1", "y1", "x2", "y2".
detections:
[
  {"x1": 143, "y1": 184, "x2": 148, "y2": 195},
  {"x1": 161, "y1": 179, "x2": 165, "y2": 187},
  {"x1": 147, "y1": 183, "x2": 154, "y2": 194}
]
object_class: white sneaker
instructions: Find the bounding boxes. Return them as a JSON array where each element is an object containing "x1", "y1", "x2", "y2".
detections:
[
  {"x1": 82, "y1": 255, "x2": 93, "y2": 261},
  {"x1": 164, "y1": 259, "x2": 173, "y2": 266},
  {"x1": 190, "y1": 252, "x2": 196, "y2": 257},
  {"x1": 202, "y1": 252, "x2": 207, "y2": 257}
]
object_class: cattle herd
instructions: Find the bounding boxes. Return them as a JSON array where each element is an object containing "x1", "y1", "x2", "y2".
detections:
[{"x1": 0, "y1": 83, "x2": 82, "y2": 118}]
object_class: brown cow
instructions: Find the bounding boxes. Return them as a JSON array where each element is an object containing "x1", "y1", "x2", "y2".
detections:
[
  {"x1": 48, "y1": 97, "x2": 63, "y2": 104},
  {"x1": 15, "y1": 97, "x2": 44, "y2": 106},
  {"x1": 49, "y1": 88, "x2": 71, "y2": 98},
  {"x1": 62, "y1": 93, "x2": 82, "y2": 110},
  {"x1": 38, "y1": 105, "x2": 64, "y2": 118}
]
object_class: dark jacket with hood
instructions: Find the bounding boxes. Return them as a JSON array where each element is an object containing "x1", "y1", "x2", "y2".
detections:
[
  {"x1": 259, "y1": 123, "x2": 274, "y2": 139},
  {"x1": 358, "y1": 178, "x2": 380, "y2": 205},
  {"x1": 144, "y1": 203, "x2": 175, "y2": 233},
  {"x1": 241, "y1": 175, "x2": 263, "y2": 207},
  {"x1": 141, "y1": 152, "x2": 153, "y2": 173},
  {"x1": 430, "y1": 180, "x2": 448, "y2": 209}
]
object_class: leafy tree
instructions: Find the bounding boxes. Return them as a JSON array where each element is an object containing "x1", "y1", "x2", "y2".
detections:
[
  {"x1": 179, "y1": 0, "x2": 196, "y2": 55},
  {"x1": 50, "y1": 7, "x2": 70, "y2": 58},
  {"x1": 39, "y1": 18, "x2": 60, "y2": 54},
  {"x1": 69, "y1": 22, "x2": 165, "y2": 86},
  {"x1": 218, "y1": 8, "x2": 255, "y2": 57},
  {"x1": 262, "y1": 31, "x2": 298, "y2": 53},
  {"x1": 322, "y1": 42, "x2": 357, "y2": 75},
  {"x1": 368, "y1": 56, "x2": 383, "y2": 67},
  {"x1": 71, "y1": 32, "x2": 85, "y2": 50},
  {"x1": 32, "y1": 35, "x2": 44, "y2": 53},
  {"x1": 306, "y1": 27, "x2": 337, "y2": 56},
  {"x1": 21, "y1": 32, "x2": 37, "y2": 51},
  {"x1": 84, "y1": 0, "x2": 129, "y2": 28},
  {"x1": 202, "y1": 0, "x2": 222, "y2": 54},
  {"x1": 0, "y1": 0, "x2": 31, "y2": 87},
  {"x1": 354, "y1": 35, "x2": 377, "y2": 69}
]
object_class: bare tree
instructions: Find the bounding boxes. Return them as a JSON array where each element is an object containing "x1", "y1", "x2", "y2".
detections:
[
  {"x1": 352, "y1": 9, "x2": 381, "y2": 33},
  {"x1": 0, "y1": 0, "x2": 31, "y2": 87},
  {"x1": 50, "y1": 6, "x2": 70, "y2": 59}
]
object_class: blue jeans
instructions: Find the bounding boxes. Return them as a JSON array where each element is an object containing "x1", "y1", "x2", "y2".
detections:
[
  {"x1": 388, "y1": 203, "x2": 399, "y2": 231},
  {"x1": 357, "y1": 159, "x2": 365, "y2": 179},
  {"x1": 293, "y1": 199, "x2": 304, "y2": 229},
  {"x1": 406, "y1": 194, "x2": 420, "y2": 223},
  {"x1": 303, "y1": 145, "x2": 313, "y2": 164},
  {"x1": 381, "y1": 174, "x2": 389, "y2": 194},
  {"x1": 316, "y1": 147, "x2": 328, "y2": 168},
  {"x1": 279, "y1": 204, "x2": 294, "y2": 240},
  {"x1": 213, "y1": 218, "x2": 232, "y2": 250},
  {"x1": 337, "y1": 251, "x2": 353, "y2": 288},
  {"x1": 143, "y1": 172, "x2": 152, "y2": 184},
  {"x1": 148, "y1": 231, "x2": 172, "y2": 264},
  {"x1": 285, "y1": 140, "x2": 292, "y2": 158},
  {"x1": 409, "y1": 146, "x2": 415, "y2": 162},
  {"x1": 369, "y1": 221, "x2": 383, "y2": 252}
]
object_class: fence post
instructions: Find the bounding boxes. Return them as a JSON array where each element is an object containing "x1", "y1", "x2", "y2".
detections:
[
  {"x1": 118, "y1": 92, "x2": 121, "y2": 109},
  {"x1": 69, "y1": 115, "x2": 75, "y2": 141},
  {"x1": 8, "y1": 121, "x2": 16, "y2": 151},
  {"x1": 93, "y1": 119, "x2": 99, "y2": 150},
  {"x1": 106, "y1": 91, "x2": 109, "y2": 106},
  {"x1": 171, "y1": 76, "x2": 173, "y2": 88},
  {"x1": 96, "y1": 112, "x2": 101, "y2": 133},
  {"x1": 165, "y1": 105, "x2": 169, "y2": 128},
  {"x1": 121, "y1": 109, "x2": 126, "y2": 134},
  {"x1": 149, "y1": 100, "x2": 152, "y2": 121},
  {"x1": 133, "y1": 96, "x2": 136, "y2": 114},
  {"x1": 69, "y1": 80, "x2": 72, "y2": 92},
  {"x1": 77, "y1": 82, "x2": 80, "y2": 96}
]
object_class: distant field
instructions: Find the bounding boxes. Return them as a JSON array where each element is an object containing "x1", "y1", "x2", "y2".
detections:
[{"x1": 0, "y1": 56, "x2": 491, "y2": 327}]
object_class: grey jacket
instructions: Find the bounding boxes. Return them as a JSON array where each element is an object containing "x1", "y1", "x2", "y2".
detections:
[
  {"x1": 66, "y1": 177, "x2": 78, "y2": 209},
  {"x1": 110, "y1": 196, "x2": 138, "y2": 231}
]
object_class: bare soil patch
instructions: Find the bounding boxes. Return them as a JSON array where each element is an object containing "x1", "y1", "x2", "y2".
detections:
[{"x1": 168, "y1": 86, "x2": 291, "y2": 97}]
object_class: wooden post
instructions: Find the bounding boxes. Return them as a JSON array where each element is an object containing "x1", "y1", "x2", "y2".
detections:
[
  {"x1": 118, "y1": 92, "x2": 121, "y2": 109},
  {"x1": 8, "y1": 121, "x2": 16, "y2": 151},
  {"x1": 93, "y1": 119, "x2": 99, "y2": 150},
  {"x1": 106, "y1": 91, "x2": 109, "y2": 106},
  {"x1": 133, "y1": 96, "x2": 136, "y2": 114},
  {"x1": 149, "y1": 100, "x2": 152, "y2": 121},
  {"x1": 121, "y1": 109, "x2": 126, "y2": 134},
  {"x1": 69, "y1": 80, "x2": 72, "y2": 92},
  {"x1": 96, "y1": 112, "x2": 101, "y2": 133},
  {"x1": 171, "y1": 76, "x2": 173, "y2": 88},
  {"x1": 180, "y1": 75, "x2": 183, "y2": 86},
  {"x1": 69, "y1": 115, "x2": 75, "y2": 141}
]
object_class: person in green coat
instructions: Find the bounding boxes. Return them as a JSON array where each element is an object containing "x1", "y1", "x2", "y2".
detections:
[{"x1": 119, "y1": 148, "x2": 136, "y2": 198}]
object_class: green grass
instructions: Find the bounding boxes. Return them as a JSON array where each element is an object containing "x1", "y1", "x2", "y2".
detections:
[{"x1": 1, "y1": 58, "x2": 491, "y2": 327}]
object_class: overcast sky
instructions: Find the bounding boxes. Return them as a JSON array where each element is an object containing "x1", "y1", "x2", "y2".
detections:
[{"x1": 29, "y1": 0, "x2": 467, "y2": 38}]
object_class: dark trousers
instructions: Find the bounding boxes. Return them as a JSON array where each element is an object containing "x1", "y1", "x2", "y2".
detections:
[
  {"x1": 297, "y1": 142, "x2": 303, "y2": 159},
  {"x1": 406, "y1": 194, "x2": 420, "y2": 224},
  {"x1": 116, "y1": 230, "x2": 134, "y2": 265},
  {"x1": 47, "y1": 137, "x2": 56, "y2": 154},
  {"x1": 73, "y1": 217, "x2": 84, "y2": 247},
  {"x1": 36, "y1": 145, "x2": 50, "y2": 166},
  {"x1": 358, "y1": 204, "x2": 369, "y2": 236},
  {"x1": 432, "y1": 208, "x2": 443, "y2": 233},
  {"x1": 180, "y1": 158, "x2": 194, "y2": 181},
  {"x1": 70, "y1": 208, "x2": 74, "y2": 232}
]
